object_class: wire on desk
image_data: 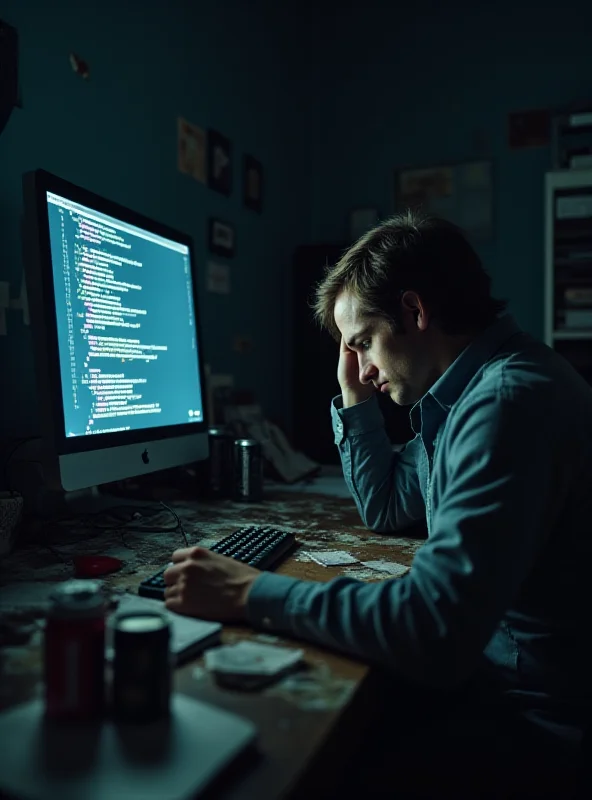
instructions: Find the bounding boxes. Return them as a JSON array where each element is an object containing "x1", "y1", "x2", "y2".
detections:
[
  {"x1": 31, "y1": 499, "x2": 195, "y2": 565},
  {"x1": 159, "y1": 500, "x2": 190, "y2": 547}
]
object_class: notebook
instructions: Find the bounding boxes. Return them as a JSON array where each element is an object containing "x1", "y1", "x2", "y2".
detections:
[
  {"x1": 0, "y1": 694, "x2": 257, "y2": 800},
  {"x1": 106, "y1": 593, "x2": 221, "y2": 665}
]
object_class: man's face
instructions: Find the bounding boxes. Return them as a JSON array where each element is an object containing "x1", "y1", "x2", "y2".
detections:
[{"x1": 334, "y1": 290, "x2": 439, "y2": 406}]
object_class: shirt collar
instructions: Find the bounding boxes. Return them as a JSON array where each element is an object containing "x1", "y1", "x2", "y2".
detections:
[{"x1": 410, "y1": 314, "x2": 522, "y2": 434}]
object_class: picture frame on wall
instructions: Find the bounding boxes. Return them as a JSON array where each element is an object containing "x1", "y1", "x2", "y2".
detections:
[
  {"x1": 208, "y1": 218, "x2": 235, "y2": 258},
  {"x1": 207, "y1": 129, "x2": 232, "y2": 195},
  {"x1": 243, "y1": 154, "x2": 263, "y2": 213},
  {"x1": 394, "y1": 159, "x2": 493, "y2": 241},
  {"x1": 177, "y1": 117, "x2": 206, "y2": 184}
]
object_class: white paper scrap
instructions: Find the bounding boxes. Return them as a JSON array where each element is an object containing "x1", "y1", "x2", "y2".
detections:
[
  {"x1": 360, "y1": 560, "x2": 409, "y2": 578},
  {"x1": 205, "y1": 640, "x2": 303, "y2": 676},
  {"x1": 304, "y1": 550, "x2": 359, "y2": 567}
]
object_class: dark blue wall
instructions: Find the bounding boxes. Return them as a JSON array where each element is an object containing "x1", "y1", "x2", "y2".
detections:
[
  {"x1": 312, "y1": 0, "x2": 592, "y2": 338},
  {"x1": 0, "y1": 0, "x2": 313, "y2": 436},
  {"x1": 3, "y1": 0, "x2": 592, "y2": 441}
]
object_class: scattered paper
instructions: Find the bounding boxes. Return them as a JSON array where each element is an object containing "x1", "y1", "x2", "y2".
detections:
[
  {"x1": 205, "y1": 640, "x2": 303, "y2": 676},
  {"x1": 304, "y1": 550, "x2": 358, "y2": 567},
  {"x1": 360, "y1": 560, "x2": 409, "y2": 578},
  {"x1": 206, "y1": 260, "x2": 230, "y2": 294},
  {"x1": 266, "y1": 661, "x2": 356, "y2": 711},
  {"x1": 254, "y1": 633, "x2": 280, "y2": 644}
]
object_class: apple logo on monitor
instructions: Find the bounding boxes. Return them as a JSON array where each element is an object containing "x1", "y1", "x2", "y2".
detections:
[{"x1": 141, "y1": 449, "x2": 149, "y2": 465}]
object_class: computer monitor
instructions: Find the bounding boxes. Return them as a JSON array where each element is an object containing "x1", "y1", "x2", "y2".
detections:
[{"x1": 22, "y1": 170, "x2": 209, "y2": 493}]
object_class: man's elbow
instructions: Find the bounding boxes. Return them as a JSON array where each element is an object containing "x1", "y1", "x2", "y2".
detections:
[
  {"x1": 367, "y1": 518, "x2": 396, "y2": 534},
  {"x1": 365, "y1": 514, "x2": 418, "y2": 535}
]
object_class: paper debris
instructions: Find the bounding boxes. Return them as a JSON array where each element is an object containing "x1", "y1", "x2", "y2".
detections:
[
  {"x1": 205, "y1": 640, "x2": 303, "y2": 676},
  {"x1": 360, "y1": 560, "x2": 409, "y2": 577},
  {"x1": 303, "y1": 550, "x2": 358, "y2": 567}
]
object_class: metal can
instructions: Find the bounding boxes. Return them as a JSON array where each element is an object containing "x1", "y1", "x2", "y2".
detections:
[
  {"x1": 44, "y1": 579, "x2": 106, "y2": 721},
  {"x1": 234, "y1": 438, "x2": 263, "y2": 502},
  {"x1": 111, "y1": 611, "x2": 171, "y2": 722},
  {"x1": 208, "y1": 427, "x2": 234, "y2": 498}
]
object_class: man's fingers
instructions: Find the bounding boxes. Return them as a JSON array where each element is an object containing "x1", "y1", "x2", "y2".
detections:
[
  {"x1": 163, "y1": 583, "x2": 181, "y2": 599},
  {"x1": 171, "y1": 546, "x2": 206, "y2": 563},
  {"x1": 164, "y1": 595, "x2": 182, "y2": 613},
  {"x1": 163, "y1": 564, "x2": 182, "y2": 585}
]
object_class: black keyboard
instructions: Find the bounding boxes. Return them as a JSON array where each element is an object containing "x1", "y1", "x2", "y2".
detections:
[{"x1": 138, "y1": 526, "x2": 297, "y2": 600}]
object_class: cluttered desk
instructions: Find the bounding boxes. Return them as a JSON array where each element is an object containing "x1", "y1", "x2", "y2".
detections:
[
  {"x1": 0, "y1": 169, "x2": 426, "y2": 798},
  {"x1": 0, "y1": 482, "x2": 425, "y2": 800}
]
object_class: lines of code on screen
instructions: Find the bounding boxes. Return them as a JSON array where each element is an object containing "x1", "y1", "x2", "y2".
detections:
[{"x1": 46, "y1": 192, "x2": 203, "y2": 438}]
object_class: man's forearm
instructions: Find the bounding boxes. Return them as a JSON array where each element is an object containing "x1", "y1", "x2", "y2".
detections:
[
  {"x1": 341, "y1": 388, "x2": 374, "y2": 409},
  {"x1": 332, "y1": 396, "x2": 425, "y2": 532},
  {"x1": 246, "y1": 567, "x2": 480, "y2": 689}
]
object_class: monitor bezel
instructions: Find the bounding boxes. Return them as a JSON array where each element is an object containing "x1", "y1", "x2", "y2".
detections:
[{"x1": 26, "y1": 169, "x2": 209, "y2": 456}]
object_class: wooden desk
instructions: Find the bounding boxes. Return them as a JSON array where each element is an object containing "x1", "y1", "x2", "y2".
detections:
[{"x1": 0, "y1": 488, "x2": 425, "y2": 799}]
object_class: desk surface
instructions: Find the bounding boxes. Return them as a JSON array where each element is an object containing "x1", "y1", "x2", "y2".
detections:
[{"x1": 0, "y1": 486, "x2": 425, "y2": 799}]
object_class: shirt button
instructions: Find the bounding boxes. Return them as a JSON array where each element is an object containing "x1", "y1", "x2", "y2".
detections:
[{"x1": 262, "y1": 616, "x2": 272, "y2": 628}]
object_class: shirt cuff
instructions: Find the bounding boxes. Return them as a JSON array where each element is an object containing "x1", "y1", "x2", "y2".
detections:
[
  {"x1": 331, "y1": 393, "x2": 383, "y2": 443},
  {"x1": 245, "y1": 572, "x2": 301, "y2": 633}
]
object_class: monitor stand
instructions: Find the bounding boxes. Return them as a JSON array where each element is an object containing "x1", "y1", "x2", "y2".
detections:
[
  {"x1": 9, "y1": 438, "x2": 163, "y2": 520},
  {"x1": 63, "y1": 485, "x2": 157, "y2": 516}
]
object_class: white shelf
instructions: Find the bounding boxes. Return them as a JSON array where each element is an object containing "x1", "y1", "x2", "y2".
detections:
[
  {"x1": 546, "y1": 171, "x2": 592, "y2": 351},
  {"x1": 553, "y1": 330, "x2": 592, "y2": 340}
]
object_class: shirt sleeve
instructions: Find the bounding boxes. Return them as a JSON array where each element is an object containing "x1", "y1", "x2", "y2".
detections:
[
  {"x1": 331, "y1": 394, "x2": 425, "y2": 532},
  {"x1": 247, "y1": 392, "x2": 558, "y2": 688}
]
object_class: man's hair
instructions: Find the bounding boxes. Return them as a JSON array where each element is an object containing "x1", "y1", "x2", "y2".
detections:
[{"x1": 313, "y1": 210, "x2": 507, "y2": 339}]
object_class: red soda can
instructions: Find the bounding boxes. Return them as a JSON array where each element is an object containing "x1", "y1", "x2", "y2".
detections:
[{"x1": 44, "y1": 579, "x2": 106, "y2": 720}]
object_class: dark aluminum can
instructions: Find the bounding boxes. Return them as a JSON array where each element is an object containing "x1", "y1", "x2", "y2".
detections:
[
  {"x1": 234, "y1": 438, "x2": 263, "y2": 502},
  {"x1": 44, "y1": 579, "x2": 106, "y2": 721},
  {"x1": 208, "y1": 427, "x2": 234, "y2": 497},
  {"x1": 111, "y1": 611, "x2": 171, "y2": 722}
]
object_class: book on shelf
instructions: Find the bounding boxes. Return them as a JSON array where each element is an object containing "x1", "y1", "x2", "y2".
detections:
[
  {"x1": 562, "y1": 309, "x2": 592, "y2": 328},
  {"x1": 564, "y1": 287, "x2": 592, "y2": 306}
]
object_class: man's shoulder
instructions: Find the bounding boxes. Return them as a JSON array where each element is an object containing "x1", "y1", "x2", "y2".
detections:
[
  {"x1": 451, "y1": 335, "x2": 592, "y2": 433},
  {"x1": 469, "y1": 335, "x2": 575, "y2": 403}
]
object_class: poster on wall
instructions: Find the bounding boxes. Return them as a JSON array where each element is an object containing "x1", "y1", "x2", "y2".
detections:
[
  {"x1": 208, "y1": 218, "x2": 235, "y2": 258},
  {"x1": 243, "y1": 154, "x2": 263, "y2": 213},
  {"x1": 394, "y1": 160, "x2": 493, "y2": 240},
  {"x1": 207, "y1": 129, "x2": 232, "y2": 195},
  {"x1": 177, "y1": 117, "x2": 206, "y2": 183},
  {"x1": 206, "y1": 261, "x2": 231, "y2": 294}
]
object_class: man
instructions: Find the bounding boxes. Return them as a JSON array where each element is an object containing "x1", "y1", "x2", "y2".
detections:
[{"x1": 164, "y1": 212, "x2": 592, "y2": 795}]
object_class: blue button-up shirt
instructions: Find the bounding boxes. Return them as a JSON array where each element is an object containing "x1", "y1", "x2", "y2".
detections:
[{"x1": 247, "y1": 315, "x2": 592, "y2": 733}]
